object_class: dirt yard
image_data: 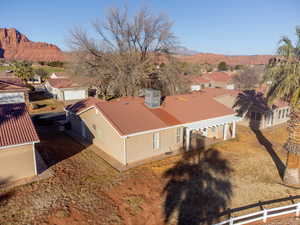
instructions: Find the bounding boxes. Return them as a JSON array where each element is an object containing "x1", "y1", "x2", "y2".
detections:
[{"x1": 0, "y1": 124, "x2": 299, "y2": 225}]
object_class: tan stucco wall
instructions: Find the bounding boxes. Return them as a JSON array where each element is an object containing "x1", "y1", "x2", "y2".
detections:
[
  {"x1": 207, "y1": 125, "x2": 224, "y2": 139},
  {"x1": 79, "y1": 108, "x2": 125, "y2": 164},
  {"x1": 0, "y1": 144, "x2": 36, "y2": 184},
  {"x1": 125, "y1": 127, "x2": 183, "y2": 164}
]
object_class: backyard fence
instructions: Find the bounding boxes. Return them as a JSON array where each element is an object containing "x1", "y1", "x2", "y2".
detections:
[{"x1": 213, "y1": 195, "x2": 300, "y2": 225}]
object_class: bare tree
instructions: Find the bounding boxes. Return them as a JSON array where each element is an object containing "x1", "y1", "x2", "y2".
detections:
[
  {"x1": 232, "y1": 66, "x2": 264, "y2": 90},
  {"x1": 68, "y1": 6, "x2": 181, "y2": 99}
]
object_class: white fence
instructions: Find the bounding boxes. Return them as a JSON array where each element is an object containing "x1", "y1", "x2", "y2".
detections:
[{"x1": 214, "y1": 202, "x2": 300, "y2": 225}]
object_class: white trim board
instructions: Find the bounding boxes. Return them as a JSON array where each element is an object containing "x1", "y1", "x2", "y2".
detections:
[{"x1": 0, "y1": 141, "x2": 39, "y2": 150}]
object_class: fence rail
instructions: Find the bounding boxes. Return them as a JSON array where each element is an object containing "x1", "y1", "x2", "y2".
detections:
[{"x1": 214, "y1": 202, "x2": 300, "y2": 225}]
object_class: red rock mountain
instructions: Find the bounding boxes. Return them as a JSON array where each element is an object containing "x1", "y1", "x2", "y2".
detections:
[
  {"x1": 0, "y1": 28, "x2": 65, "y2": 62},
  {"x1": 176, "y1": 53, "x2": 273, "y2": 65}
]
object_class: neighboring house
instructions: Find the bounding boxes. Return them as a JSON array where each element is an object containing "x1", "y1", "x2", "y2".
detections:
[
  {"x1": 45, "y1": 78, "x2": 88, "y2": 101},
  {"x1": 200, "y1": 88, "x2": 290, "y2": 129},
  {"x1": 188, "y1": 75, "x2": 211, "y2": 91},
  {"x1": 0, "y1": 103, "x2": 39, "y2": 184},
  {"x1": 203, "y1": 72, "x2": 235, "y2": 90},
  {"x1": 65, "y1": 89, "x2": 241, "y2": 168},
  {"x1": 28, "y1": 74, "x2": 42, "y2": 84},
  {"x1": 0, "y1": 77, "x2": 29, "y2": 104}
]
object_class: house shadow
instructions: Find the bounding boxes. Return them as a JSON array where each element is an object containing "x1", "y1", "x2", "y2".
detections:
[
  {"x1": 163, "y1": 148, "x2": 233, "y2": 225},
  {"x1": 234, "y1": 90, "x2": 285, "y2": 179},
  {"x1": 0, "y1": 190, "x2": 14, "y2": 207},
  {"x1": 34, "y1": 118, "x2": 87, "y2": 169}
]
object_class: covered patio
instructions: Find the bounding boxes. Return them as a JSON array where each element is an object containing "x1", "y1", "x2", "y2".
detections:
[{"x1": 184, "y1": 114, "x2": 241, "y2": 150}]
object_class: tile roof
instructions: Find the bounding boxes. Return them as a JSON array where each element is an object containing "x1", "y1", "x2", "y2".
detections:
[
  {"x1": 66, "y1": 92, "x2": 235, "y2": 136},
  {"x1": 0, "y1": 77, "x2": 28, "y2": 92},
  {"x1": 47, "y1": 78, "x2": 79, "y2": 88},
  {"x1": 188, "y1": 75, "x2": 210, "y2": 84},
  {"x1": 203, "y1": 72, "x2": 232, "y2": 83},
  {"x1": 200, "y1": 88, "x2": 239, "y2": 98},
  {"x1": 0, "y1": 103, "x2": 39, "y2": 147}
]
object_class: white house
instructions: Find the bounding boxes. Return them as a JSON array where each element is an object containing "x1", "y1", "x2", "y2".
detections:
[
  {"x1": 0, "y1": 78, "x2": 28, "y2": 104},
  {"x1": 45, "y1": 78, "x2": 88, "y2": 101}
]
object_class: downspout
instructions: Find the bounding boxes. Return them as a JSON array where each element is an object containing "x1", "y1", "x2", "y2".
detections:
[
  {"x1": 32, "y1": 143, "x2": 38, "y2": 175},
  {"x1": 123, "y1": 137, "x2": 128, "y2": 165}
]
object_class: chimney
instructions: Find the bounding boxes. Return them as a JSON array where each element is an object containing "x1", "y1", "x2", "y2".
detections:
[{"x1": 144, "y1": 88, "x2": 161, "y2": 108}]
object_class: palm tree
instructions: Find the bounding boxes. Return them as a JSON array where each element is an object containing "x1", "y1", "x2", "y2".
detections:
[{"x1": 264, "y1": 26, "x2": 300, "y2": 185}]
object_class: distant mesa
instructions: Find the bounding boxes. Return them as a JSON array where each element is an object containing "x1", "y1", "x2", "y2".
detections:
[
  {"x1": 0, "y1": 28, "x2": 65, "y2": 62},
  {"x1": 175, "y1": 52, "x2": 273, "y2": 65}
]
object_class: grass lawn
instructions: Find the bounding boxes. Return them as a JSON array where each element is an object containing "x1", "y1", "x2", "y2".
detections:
[
  {"x1": 28, "y1": 99, "x2": 65, "y2": 114},
  {"x1": 0, "y1": 124, "x2": 299, "y2": 225},
  {"x1": 29, "y1": 92, "x2": 65, "y2": 114},
  {"x1": 32, "y1": 65, "x2": 64, "y2": 74},
  {"x1": 0, "y1": 65, "x2": 13, "y2": 72}
]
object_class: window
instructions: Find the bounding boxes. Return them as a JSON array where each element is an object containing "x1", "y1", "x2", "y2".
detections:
[
  {"x1": 176, "y1": 128, "x2": 182, "y2": 143},
  {"x1": 153, "y1": 132, "x2": 160, "y2": 150},
  {"x1": 211, "y1": 127, "x2": 216, "y2": 132}
]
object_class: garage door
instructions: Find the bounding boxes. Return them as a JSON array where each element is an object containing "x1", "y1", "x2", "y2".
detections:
[
  {"x1": 0, "y1": 92, "x2": 25, "y2": 104},
  {"x1": 64, "y1": 90, "x2": 86, "y2": 101}
]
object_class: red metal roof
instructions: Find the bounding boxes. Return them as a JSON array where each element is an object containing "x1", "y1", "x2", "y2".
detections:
[
  {"x1": 0, "y1": 103, "x2": 39, "y2": 147},
  {"x1": 0, "y1": 77, "x2": 28, "y2": 92},
  {"x1": 67, "y1": 92, "x2": 235, "y2": 136}
]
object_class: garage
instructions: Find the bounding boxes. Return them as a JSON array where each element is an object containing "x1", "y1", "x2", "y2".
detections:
[
  {"x1": 0, "y1": 92, "x2": 25, "y2": 104},
  {"x1": 64, "y1": 89, "x2": 86, "y2": 101}
]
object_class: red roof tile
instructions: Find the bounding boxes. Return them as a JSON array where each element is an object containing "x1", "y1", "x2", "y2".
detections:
[
  {"x1": 188, "y1": 75, "x2": 210, "y2": 84},
  {"x1": 200, "y1": 88, "x2": 239, "y2": 98},
  {"x1": 0, "y1": 103, "x2": 39, "y2": 147},
  {"x1": 47, "y1": 78, "x2": 78, "y2": 88},
  {"x1": 203, "y1": 72, "x2": 232, "y2": 83}
]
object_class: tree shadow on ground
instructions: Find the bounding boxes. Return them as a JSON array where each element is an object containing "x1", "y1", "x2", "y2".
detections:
[
  {"x1": 163, "y1": 148, "x2": 233, "y2": 225},
  {"x1": 234, "y1": 90, "x2": 286, "y2": 179},
  {"x1": 0, "y1": 191, "x2": 14, "y2": 207}
]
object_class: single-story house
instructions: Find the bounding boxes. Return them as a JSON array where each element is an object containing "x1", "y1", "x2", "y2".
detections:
[
  {"x1": 28, "y1": 74, "x2": 42, "y2": 84},
  {"x1": 203, "y1": 72, "x2": 235, "y2": 90},
  {"x1": 0, "y1": 103, "x2": 40, "y2": 184},
  {"x1": 0, "y1": 77, "x2": 29, "y2": 105},
  {"x1": 45, "y1": 78, "x2": 88, "y2": 101},
  {"x1": 65, "y1": 89, "x2": 241, "y2": 168},
  {"x1": 188, "y1": 75, "x2": 211, "y2": 91},
  {"x1": 200, "y1": 88, "x2": 290, "y2": 129}
]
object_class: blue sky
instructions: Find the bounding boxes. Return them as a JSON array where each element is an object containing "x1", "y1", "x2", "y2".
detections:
[{"x1": 1, "y1": 0, "x2": 299, "y2": 55}]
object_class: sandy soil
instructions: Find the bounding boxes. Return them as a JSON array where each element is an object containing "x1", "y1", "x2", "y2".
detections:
[{"x1": 0, "y1": 124, "x2": 299, "y2": 225}]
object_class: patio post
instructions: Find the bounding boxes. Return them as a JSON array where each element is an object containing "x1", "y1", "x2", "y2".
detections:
[
  {"x1": 185, "y1": 128, "x2": 191, "y2": 151},
  {"x1": 232, "y1": 121, "x2": 236, "y2": 138},
  {"x1": 223, "y1": 123, "x2": 228, "y2": 140}
]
